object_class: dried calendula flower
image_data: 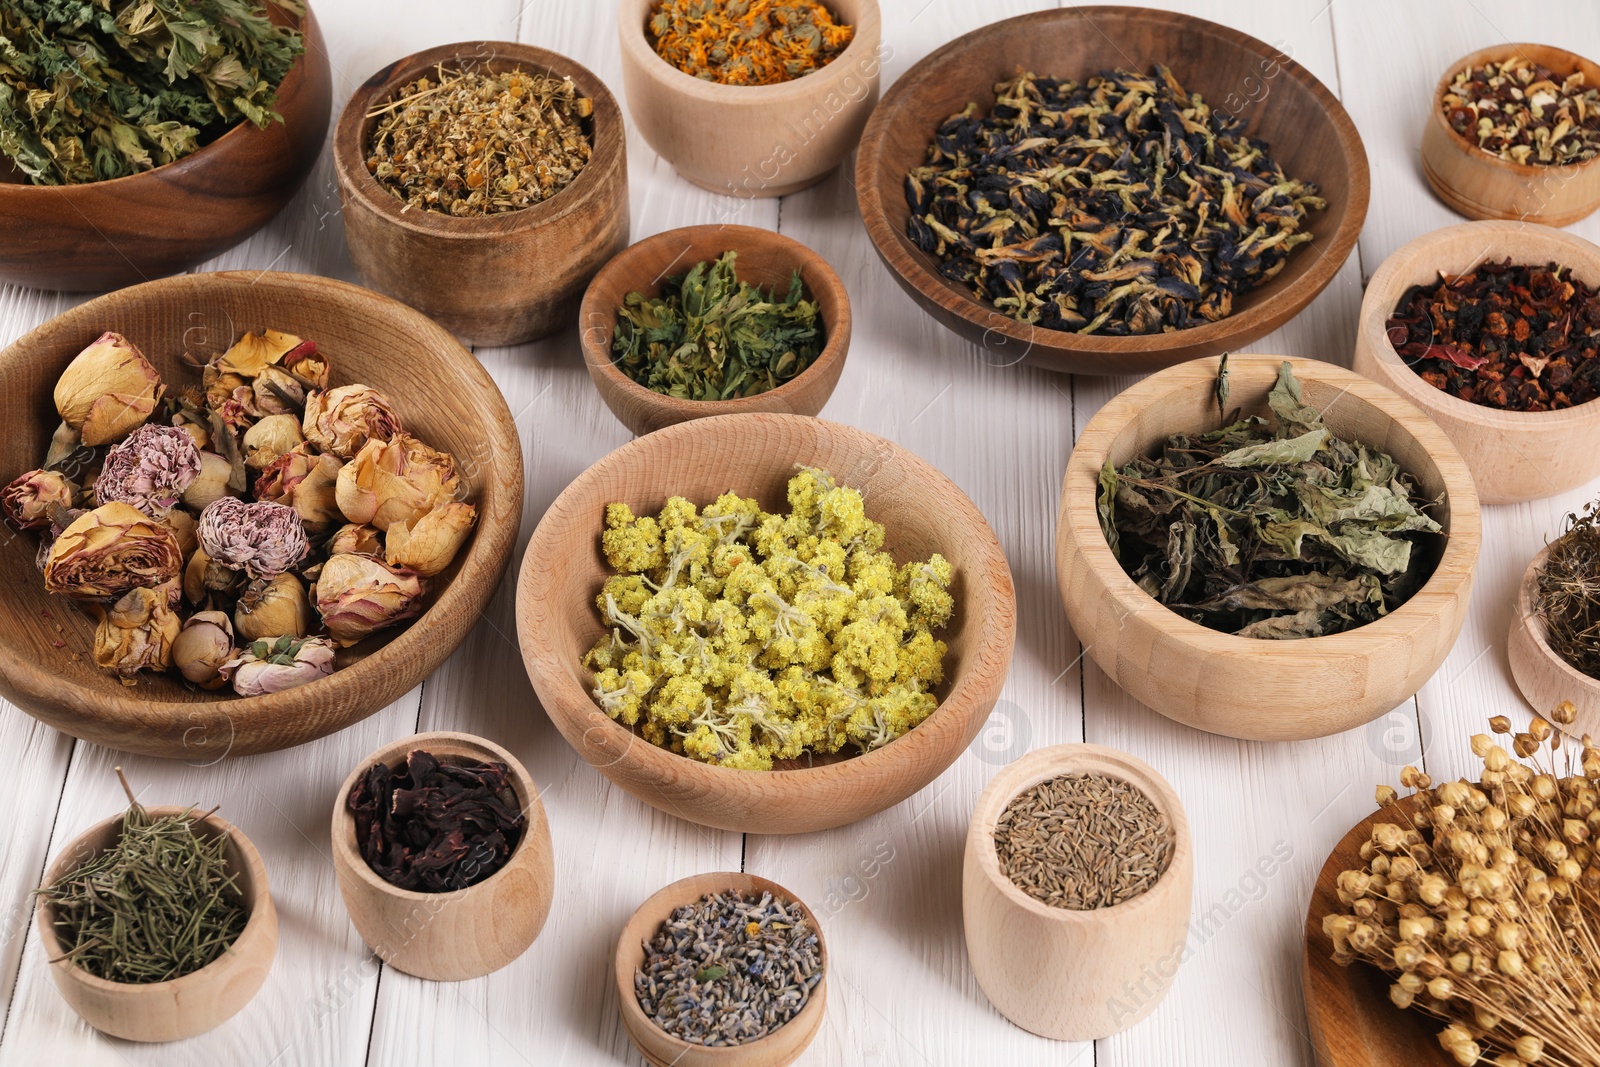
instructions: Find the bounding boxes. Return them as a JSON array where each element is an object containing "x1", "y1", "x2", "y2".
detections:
[
  {"x1": 648, "y1": 0, "x2": 854, "y2": 86},
  {"x1": 221, "y1": 634, "x2": 337, "y2": 696},
  {"x1": 92, "y1": 587, "x2": 181, "y2": 680},
  {"x1": 95, "y1": 425, "x2": 202, "y2": 517},
  {"x1": 334, "y1": 434, "x2": 460, "y2": 531},
  {"x1": 197, "y1": 497, "x2": 309, "y2": 580},
  {"x1": 303, "y1": 385, "x2": 401, "y2": 459},
  {"x1": 172, "y1": 610, "x2": 235, "y2": 689},
  {"x1": 234, "y1": 572, "x2": 312, "y2": 643},
  {"x1": 44, "y1": 502, "x2": 183, "y2": 600},
  {"x1": 243, "y1": 414, "x2": 304, "y2": 470},
  {"x1": 313, "y1": 553, "x2": 425, "y2": 647},
  {"x1": 2, "y1": 469, "x2": 78, "y2": 530},
  {"x1": 54, "y1": 332, "x2": 166, "y2": 446},
  {"x1": 385, "y1": 502, "x2": 476, "y2": 577}
]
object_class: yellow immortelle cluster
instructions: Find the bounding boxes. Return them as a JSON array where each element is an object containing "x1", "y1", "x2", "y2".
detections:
[{"x1": 585, "y1": 468, "x2": 953, "y2": 770}]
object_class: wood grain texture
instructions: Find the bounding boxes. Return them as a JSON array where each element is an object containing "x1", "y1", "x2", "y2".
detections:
[{"x1": 1508, "y1": 544, "x2": 1600, "y2": 732}]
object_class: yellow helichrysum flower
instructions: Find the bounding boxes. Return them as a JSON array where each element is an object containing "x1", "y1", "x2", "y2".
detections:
[{"x1": 601, "y1": 502, "x2": 664, "y2": 572}]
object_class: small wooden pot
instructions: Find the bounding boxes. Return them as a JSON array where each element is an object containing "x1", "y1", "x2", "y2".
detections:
[
  {"x1": 963, "y1": 745, "x2": 1193, "y2": 1041},
  {"x1": 334, "y1": 42, "x2": 630, "y2": 346},
  {"x1": 331, "y1": 731, "x2": 554, "y2": 981},
  {"x1": 1420, "y1": 43, "x2": 1600, "y2": 227},
  {"x1": 617, "y1": 0, "x2": 882, "y2": 197},
  {"x1": 1509, "y1": 543, "x2": 1600, "y2": 731},
  {"x1": 36, "y1": 805, "x2": 278, "y2": 1042},
  {"x1": 579, "y1": 225, "x2": 851, "y2": 436},
  {"x1": 615, "y1": 872, "x2": 827, "y2": 1067}
]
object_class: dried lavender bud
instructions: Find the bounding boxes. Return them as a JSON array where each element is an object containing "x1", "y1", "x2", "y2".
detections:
[
  {"x1": 95, "y1": 425, "x2": 202, "y2": 516},
  {"x1": 197, "y1": 497, "x2": 309, "y2": 580}
]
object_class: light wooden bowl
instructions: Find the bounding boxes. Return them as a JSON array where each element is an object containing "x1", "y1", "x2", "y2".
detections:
[
  {"x1": 334, "y1": 41, "x2": 630, "y2": 346},
  {"x1": 0, "y1": 272, "x2": 523, "y2": 758},
  {"x1": 0, "y1": 2, "x2": 330, "y2": 293},
  {"x1": 617, "y1": 0, "x2": 882, "y2": 197},
  {"x1": 1352, "y1": 220, "x2": 1600, "y2": 504},
  {"x1": 855, "y1": 6, "x2": 1368, "y2": 376},
  {"x1": 1509, "y1": 543, "x2": 1600, "y2": 731},
  {"x1": 579, "y1": 225, "x2": 851, "y2": 436},
  {"x1": 331, "y1": 731, "x2": 554, "y2": 981},
  {"x1": 963, "y1": 744, "x2": 1192, "y2": 1041},
  {"x1": 1056, "y1": 355, "x2": 1481, "y2": 742},
  {"x1": 515, "y1": 413, "x2": 1016, "y2": 833},
  {"x1": 36, "y1": 805, "x2": 278, "y2": 1042},
  {"x1": 614, "y1": 872, "x2": 827, "y2": 1066},
  {"x1": 1421, "y1": 43, "x2": 1600, "y2": 227}
]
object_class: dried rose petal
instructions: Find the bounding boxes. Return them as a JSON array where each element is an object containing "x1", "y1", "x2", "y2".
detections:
[
  {"x1": 95, "y1": 424, "x2": 202, "y2": 516},
  {"x1": 54, "y1": 332, "x2": 165, "y2": 446},
  {"x1": 197, "y1": 496, "x2": 309, "y2": 580}
]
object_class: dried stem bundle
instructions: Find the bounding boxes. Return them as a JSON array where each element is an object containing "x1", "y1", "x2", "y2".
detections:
[{"x1": 1537, "y1": 503, "x2": 1600, "y2": 679}]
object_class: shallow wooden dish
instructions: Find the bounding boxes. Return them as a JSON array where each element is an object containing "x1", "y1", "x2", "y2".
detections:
[
  {"x1": 0, "y1": 272, "x2": 523, "y2": 758},
  {"x1": 1509, "y1": 543, "x2": 1600, "y2": 732},
  {"x1": 0, "y1": 2, "x2": 330, "y2": 293},
  {"x1": 1352, "y1": 220, "x2": 1600, "y2": 504},
  {"x1": 334, "y1": 41, "x2": 629, "y2": 346},
  {"x1": 515, "y1": 413, "x2": 1016, "y2": 833},
  {"x1": 615, "y1": 872, "x2": 827, "y2": 1066},
  {"x1": 963, "y1": 744, "x2": 1192, "y2": 1041},
  {"x1": 855, "y1": 6, "x2": 1368, "y2": 376},
  {"x1": 579, "y1": 225, "x2": 851, "y2": 436},
  {"x1": 36, "y1": 805, "x2": 278, "y2": 1042},
  {"x1": 617, "y1": 0, "x2": 882, "y2": 197},
  {"x1": 1421, "y1": 43, "x2": 1600, "y2": 227},
  {"x1": 331, "y1": 731, "x2": 554, "y2": 981},
  {"x1": 1056, "y1": 355, "x2": 1481, "y2": 741}
]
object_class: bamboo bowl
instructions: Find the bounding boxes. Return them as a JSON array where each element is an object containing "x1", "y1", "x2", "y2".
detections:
[
  {"x1": 615, "y1": 872, "x2": 827, "y2": 1066},
  {"x1": 0, "y1": 2, "x2": 330, "y2": 293},
  {"x1": 331, "y1": 731, "x2": 555, "y2": 981},
  {"x1": 579, "y1": 225, "x2": 851, "y2": 436},
  {"x1": 515, "y1": 413, "x2": 1016, "y2": 833},
  {"x1": 1509, "y1": 543, "x2": 1600, "y2": 732},
  {"x1": 964, "y1": 744, "x2": 1193, "y2": 1041},
  {"x1": 36, "y1": 805, "x2": 278, "y2": 1042},
  {"x1": 1421, "y1": 43, "x2": 1600, "y2": 227},
  {"x1": 1056, "y1": 355, "x2": 1481, "y2": 741},
  {"x1": 334, "y1": 41, "x2": 630, "y2": 346},
  {"x1": 1352, "y1": 220, "x2": 1600, "y2": 504},
  {"x1": 0, "y1": 272, "x2": 523, "y2": 758}
]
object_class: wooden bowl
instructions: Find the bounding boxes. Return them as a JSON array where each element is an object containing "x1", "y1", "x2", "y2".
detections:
[
  {"x1": 334, "y1": 41, "x2": 630, "y2": 346},
  {"x1": 855, "y1": 6, "x2": 1369, "y2": 376},
  {"x1": 36, "y1": 805, "x2": 278, "y2": 1042},
  {"x1": 0, "y1": 272, "x2": 523, "y2": 758},
  {"x1": 515, "y1": 413, "x2": 1016, "y2": 833},
  {"x1": 1509, "y1": 543, "x2": 1600, "y2": 731},
  {"x1": 617, "y1": 0, "x2": 882, "y2": 197},
  {"x1": 0, "y1": 2, "x2": 330, "y2": 293},
  {"x1": 331, "y1": 731, "x2": 554, "y2": 981},
  {"x1": 1352, "y1": 220, "x2": 1600, "y2": 504},
  {"x1": 1055, "y1": 355, "x2": 1481, "y2": 741},
  {"x1": 579, "y1": 225, "x2": 851, "y2": 436},
  {"x1": 1421, "y1": 43, "x2": 1600, "y2": 227},
  {"x1": 963, "y1": 744, "x2": 1193, "y2": 1041},
  {"x1": 614, "y1": 872, "x2": 827, "y2": 1066}
]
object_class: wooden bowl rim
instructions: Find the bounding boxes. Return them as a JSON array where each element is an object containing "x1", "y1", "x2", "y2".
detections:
[
  {"x1": 1511, "y1": 542, "x2": 1600, "y2": 704},
  {"x1": 1059, "y1": 354, "x2": 1483, "y2": 656},
  {"x1": 578, "y1": 224, "x2": 852, "y2": 422},
  {"x1": 855, "y1": 4, "x2": 1370, "y2": 359},
  {"x1": 1428, "y1": 42, "x2": 1600, "y2": 179}
]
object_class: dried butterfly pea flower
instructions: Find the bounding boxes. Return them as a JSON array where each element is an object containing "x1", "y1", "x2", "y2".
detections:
[
  {"x1": 3, "y1": 469, "x2": 78, "y2": 530},
  {"x1": 53, "y1": 333, "x2": 166, "y2": 446},
  {"x1": 221, "y1": 635, "x2": 336, "y2": 696},
  {"x1": 197, "y1": 497, "x2": 309, "y2": 580},
  {"x1": 96, "y1": 425, "x2": 202, "y2": 517},
  {"x1": 44, "y1": 503, "x2": 184, "y2": 601}
]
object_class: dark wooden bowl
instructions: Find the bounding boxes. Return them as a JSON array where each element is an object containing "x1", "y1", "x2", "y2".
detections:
[
  {"x1": 334, "y1": 41, "x2": 630, "y2": 347},
  {"x1": 0, "y1": 3, "x2": 331, "y2": 293},
  {"x1": 0, "y1": 272, "x2": 523, "y2": 758},
  {"x1": 855, "y1": 6, "x2": 1369, "y2": 376}
]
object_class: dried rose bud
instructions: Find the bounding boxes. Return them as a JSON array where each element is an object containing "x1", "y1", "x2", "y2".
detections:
[
  {"x1": 198, "y1": 496, "x2": 309, "y2": 580},
  {"x1": 214, "y1": 329, "x2": 315, "y2": 380},
  {"x1": 303, "y1": 385, "x2": 401, "y2": 459},
  {"x1": 235, "y1": 572, "x2": 312, "y2": 642},
  {"x1": 203, "y1": 363, "x2": 251, "y2": 414},
  {"x1": 284, "y1": 342, "x2": 330, "y2": 390},
  {"x1": 254, "y1": 443, "x2": 316, "y2": 505},
  {"x1": 172, "y1": 610, "x2": 235, "y2": 689},
  {"x1": 386, "y1": 502, "x2": 476, "y2": 577},
  {"x1": 182, "y1": 452, "x2": 236, "y2": 513},
  {"x1": 161, "y1": 509, "x2": 198, "y2": 559},
  {"x1": 327, "y1": 523, "x2": 383, "y2": 557},
  {"x1": 313, "y1": 552, "x2": 425, "y2": 647},
  {"x1": 294, "y1": 453, "x2": 345, "y2": 531},
  {"x1": 335, "y1": 434, "x2": 460, "y2": 531},
  {"x1": 54, "y1": 332, "x2": 165, "y2": 446},
  {"x1": 222, "y1": 634, "x2": 337, "y2": 696},
  {"x1": 183, "y1": 546, "x2": 211, "y2": 605},
  {"x1": 254, "y1": 365, "x2": 308, "y2": 415},
  {"x1": 2, "y1": 469, "x2": 78, "y2": 530},
  {"x1": 243, "y1": 414, "x2": 304, "y2": 470},
  {"x1": 44, "y1": 502, "x2": 183, "y2": 600},
  {"x1": 94, "y1": 424, "x2": 201, "y2": 516},
  {"x1": 92, "y1": 586, "x2": 180, "y2": 679}
]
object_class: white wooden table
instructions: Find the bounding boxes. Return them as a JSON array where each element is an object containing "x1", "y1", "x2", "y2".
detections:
[{"x1": 2, "y1": 1, "x2": 1597, "y2": 1063}]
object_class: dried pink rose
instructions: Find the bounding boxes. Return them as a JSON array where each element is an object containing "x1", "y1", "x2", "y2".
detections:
[
  {"x1": 303, "y1": 385, "x2": 401, "y2": 459},
  {"x1": 334, "y1": 434, "x2": 461, "y2": 531},
  {"x1": 313, "y1": 552, "x2": 425, "y2": 647},
  {"x1": 92, "y1": 587, "x2": 180, "y2": 679},
  {"x1": 197, "y1": 496, "x2": 309, "y2": 580},
  {"x1": 2, "y1": 469, "x2": 78, "y2": 530},
  {"x1": 172, "y1": 610, "x2": 235, "y2": 689},
  {"x1": 221, "y1": 634, "x2": 337, "y2": 696},
  {"x1": 54, "y1": 332, "x2": 165, "y2": 446},
  {"x1": 95, "y1": 424, "x2": 202, "y2": 516},
  {"x1": 44, "y1": 502, "x2": 183, "y2": 600}
]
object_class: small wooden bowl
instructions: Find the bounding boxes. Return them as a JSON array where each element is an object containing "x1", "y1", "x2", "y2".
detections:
[
  {"x1": 334, "y1": 41, "x2": 630, "y2": 346},
  {"x1": 1352, "y1": 220, "x2": 1600, "y2": 504},
  {"x1": 617, "y1": 0, "x2": 882, "y2": 197},
  {"x1": 1421, "y1": 43, "x2": 1600, "y2": 227},
  {"x1": 579, "y1": 225, "x2": 851, "y2": 436},
  {"x1": 0, "y1": 272, "x2": 523, "y2": 758},
  {"x1": 0, "y1": 2, "x2": 330, "y2": 293},
  {"x1": 963, "y1": 744, "x2": 1193, "y2": 1040},
  {"x1": 331, "y1": 731, "x2": 554, "y2": 981},
  {"x1": 855, "y1": 6, "x2": 1368, "y2": 376},
  {"x1": 36, "y1": 805, "x2": 278, "y2": 1042},
  {"x1": 515, "y1": 413, "x2": 1016, "y2": 833},
  {"x1": 614, "y1": 872, "x2": 827, "y2": 1066},
  {"x1": 1509, "y1": 543, "x2": 1600, "y2": 731},
  {"x1": 1056, "y1": 355, "x2": 1481, "y2": 741}
]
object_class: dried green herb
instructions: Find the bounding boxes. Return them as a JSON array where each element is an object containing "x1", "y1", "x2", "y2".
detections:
[
  {"x1": 1097, "y1": 361, "x2": 1444, "y2": 639},
  {"x1": 611, "y1": 250, "x2": 824, "y2": 401},
  {"x1": 0, "y1": 0, "x2": 306, "y2": 185},
  {"x1": 1535, "y1": 502, "x2": 1600, "y2": 678}
]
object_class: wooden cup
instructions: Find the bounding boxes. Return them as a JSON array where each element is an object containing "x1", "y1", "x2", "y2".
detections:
[
  {"x1": 36, "y1": 805, "x2": 278, "y2": 1042},
  {"x1": 963, "y1": 745, "x2": 1194, "y2": 1041},
  {"x1": 331, "y1": 732, "x2": 555, "y2": 981},
  {"x1": 1509, "y1": 543, "x2": 1600, "y2": 731}
]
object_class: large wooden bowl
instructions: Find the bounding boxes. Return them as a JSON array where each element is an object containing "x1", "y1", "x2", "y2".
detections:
[
  {"x1": 0, "y1": 2, "x2": 331, "y2": 293},
  {"x1": 1056, "y1": 355, "x2": 1481, "y2": 741},
  {"x1": 579, "y1": 225, "x2": 851, "y2": 436},
  {"x1": 1352, "y1": 220, "x2": 1600, "y2": 504},
  {"x1": 1509, "y1": 543, "x2": 1600, "y2": 733},
  {"x1": 515, "y1": 414, "x2": 1016, "y2": 833},
  {"x1": 856, "y1": 6, "x2": 1368, "y2": 376},
  {"x1": 0, "y1": 272, "x2": 523, "y2": 758}
]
